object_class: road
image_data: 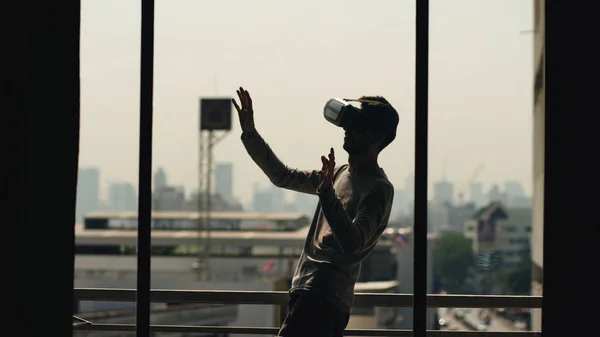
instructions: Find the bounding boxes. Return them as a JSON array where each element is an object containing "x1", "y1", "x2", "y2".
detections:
[
  {"x1": 463, "y1": 309, "x2": 518, "y2": 331},
  {"x1": 439, "y1": 308, "x2": 519, "y2": 332},
  {"x1": 437, "y1": 308, "x2": 471, "y2": 331}
]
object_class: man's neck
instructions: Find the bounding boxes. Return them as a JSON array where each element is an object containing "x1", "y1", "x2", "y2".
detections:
[{"x1": 348, "y1": 152, "x2": 380, "y2": 173}]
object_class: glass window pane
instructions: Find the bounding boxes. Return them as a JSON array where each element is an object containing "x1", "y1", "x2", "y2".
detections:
[
  {"x1": 150, "y1": 0, "x2": 414, "y2": 333},
  {"x1": 73, "y1": 0, "x2": 141, "y2": 335},
  {"x1": 427, "y1": 0, "x2": 540, "y2": 333}
]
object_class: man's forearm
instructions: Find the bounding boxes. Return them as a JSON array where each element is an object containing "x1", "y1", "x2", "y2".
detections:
[
  {"x1": 241, "y1": 132, "x2": 321, "y2": 194},
  {"x1": 317, "y1": 186, "x2": 367, "y2": 254},
  {"x1": 318, "y1": 184, "x2": 392, "y2": 254}
]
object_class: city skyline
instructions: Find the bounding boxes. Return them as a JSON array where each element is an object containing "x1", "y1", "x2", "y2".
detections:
[{"x1": 77, "y1": 163, "x2": 530, "y2": 213}]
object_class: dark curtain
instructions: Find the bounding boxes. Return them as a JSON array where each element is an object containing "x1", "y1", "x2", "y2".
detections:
[
  {"x1": 544, "y1": 1, "x2": 598, "y2": 336},
  {"x1": 6, "y1": 1, "x2": 80, "y2": 336}
]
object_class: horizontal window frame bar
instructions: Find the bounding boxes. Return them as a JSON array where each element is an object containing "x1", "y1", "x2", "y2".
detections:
[
  {"x1": 73, "y1": 324, "x2": 541, "y2": 336},
  {"x1": 74, "y1": 288, "x2": 542, "y2": 308}
]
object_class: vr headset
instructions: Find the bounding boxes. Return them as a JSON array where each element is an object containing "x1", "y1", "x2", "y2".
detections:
[{"x1": 323, "y1": 97, "x2": 388, "y2": 132}]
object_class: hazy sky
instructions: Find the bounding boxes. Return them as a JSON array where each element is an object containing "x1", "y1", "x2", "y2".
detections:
[{"x1": 79, "y1": 0, "x2": 534, "y2": 204}]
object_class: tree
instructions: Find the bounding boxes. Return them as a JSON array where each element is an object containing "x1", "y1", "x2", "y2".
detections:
[
  {"x1": 432, "y1": 233, "x2": 475, "y2": 292},
  {"x1": 497, "y1": 247, "x2": 532, "y2": 295},
  {"x1": 506, "y1": 264, "x2": 532, "y2": 295},
  {"x1": 507, "y1": 249, "x2": 532, "y2": 294}
]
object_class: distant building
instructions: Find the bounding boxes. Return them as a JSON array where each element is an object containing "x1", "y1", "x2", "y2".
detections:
[
  {"x1": 504, "y1": 180, "x2": 525, "y2": 198},
  {"x1": 464, "y1": 203, "x2": 532, "y2": 270},
  {"x1": 391, "y1": 228, "x2": 440, "y2": 330},
  {"x1": 427, "y1": 202, "x2": 449, "y2": 232},
  {"x1": 76, "y1": 167, "x2": 100, "y2": 223},
  {"x1": 108, "y1": 182, "x2": 137, "y2": 212},
  {"x1": 487, "y1": 184, "x2": 503, "y2": 203},
  {"x1": 392, "y1": 188, "x2": 409, "y2": 219},
  {"x1": 447, "y1": 203, "x2": 477, "y2": 233},
  {"x1": 291, "y1": 192, "x2": 318, "y2": 218},
  {"x1": 153, "y1": 167, "x2": 167, "y2": 191},
  {"x1": 469, "y1": 181, "x2": 486, "y2": 206},
  {"x1": 508, "y1": 195, "x2": 532, "y2": 208},
  {"x1": 433, "y1": 181, "x2": 454, "y2": 205},
  {"x1": 253, "y1": 189, "x2": 274, "y2": 212},
  {"x1": 184, "y1": 190, "x2": 243, "y2": 212},
  {"x1": 153, "y1": 186, "x2": 185, "y2": 211},
  {"x1": 215, "y1": 162, "x2": 234, "y2": 203},
  {"x1": 251, "y1": 185, "x2": 287, "y2": 213},
  {"x1": 427, "y1": 202, "x2": 476, "y2": 233}
]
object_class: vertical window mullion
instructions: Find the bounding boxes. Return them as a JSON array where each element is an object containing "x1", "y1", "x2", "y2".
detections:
[
  {"x1": 413, "y1": 0, "x2": 429, "y2": 336},
  {"x1": 136, "y1": 0, "x2": 155, "y2": 336}
]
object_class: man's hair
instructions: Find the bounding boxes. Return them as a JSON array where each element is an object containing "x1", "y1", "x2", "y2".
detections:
[{"x1": 358, "y1": 95, "x2": 399, "y2": 151}]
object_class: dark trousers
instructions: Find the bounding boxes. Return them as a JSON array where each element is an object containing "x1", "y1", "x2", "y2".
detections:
[{"x1": 278, "y1": 291, "x2": 350, "y2": 337}]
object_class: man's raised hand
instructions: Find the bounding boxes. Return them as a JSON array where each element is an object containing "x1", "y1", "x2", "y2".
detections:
[
  {"x1": 232, "y1": 87, "x2": 256, "y2": 133},
  {"x1": 319, "y1": 147, "x2": 336, "y2": 191}
]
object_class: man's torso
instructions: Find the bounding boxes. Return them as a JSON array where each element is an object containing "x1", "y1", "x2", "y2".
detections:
[{"x1": 290, "y1": 165, "x2": 393, "y2": 312}]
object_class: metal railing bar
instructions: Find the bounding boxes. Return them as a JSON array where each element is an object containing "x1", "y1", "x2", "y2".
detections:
[
  {"x1": 73, "y1": 288, "x2": 542, "y2": 308},
  {"x1": 72, "y1": 315, "x2": 92, "y2": 327},
  {"x1": 73, "y1": 324, "x2": 541, "y2": 336}
]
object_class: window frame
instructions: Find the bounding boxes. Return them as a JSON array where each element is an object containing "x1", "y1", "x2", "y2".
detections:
[
  {"x1": 136, "y1": 1, "x2": 155, "y2": 336},
  {"x1": 133, "y1": 1, "x2": 430, "y2": 336}
]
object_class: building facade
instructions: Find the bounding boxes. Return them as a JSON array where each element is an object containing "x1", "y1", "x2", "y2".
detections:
[{"x1": 531, "y1": 0, "x2": 545, "y2": 331}]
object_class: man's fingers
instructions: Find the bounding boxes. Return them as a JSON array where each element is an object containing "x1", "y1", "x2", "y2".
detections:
[
  {"x1": 245, "y1": 89, "x2": 253, "y2": 112},
  {"x1": 328, "y1": 148, "x2": 335, "y2": 172},
  {"x1": 239, "y1": 87, "x2": 247, "y2": 107},
  {"x1": 236, "y1": 89, "x2": 245, "y2": 109},
  {"x1": 232, "y1": 98, "x2": 242, "y2": 113}
]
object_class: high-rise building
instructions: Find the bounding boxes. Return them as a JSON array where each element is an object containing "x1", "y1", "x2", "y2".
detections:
[
  {"x1": 427, "y1": 202, "x2": 449, "y2": 232},
  {"x1": 404, "y1": 173, "x2": 414, "y2": 199},
  {"x1": 108, "y1": 182, "x2": 137, "y2": 211},
  {"x1": 252, "y1": 188, "x2": 273, "y2": 212},
  {"x1": 433, "y1": 181, "x2": 454, "y2": 205},
  {"x1": 487, "y1": 184, "x2": 503, "y2": 203},
  {"x1": 270, "y1": 186, "x2": 285, "y2": 212},
  {"x1": 78, "y1": 168, "x2": 100, "y2": 202},
  {"x1": 153, "y1": 167, "x2": 167, "y2": 190},
  {"x1": 293, "y1": 192, "x2": 318, "y2": 218},
  {"x1": 215, "y1": 162, "x2": 233, "y2": 203},
  {"x1": 76, "y1": 167, "x2": 100, "y2": 223},
  {"x1": 153, "y1": 186, "x2": 185, "y2": 211},
  {"x1": 504, "y1": 180, "x2": 530, "y2": 208},
  {"x1": 504, "y1": 180, "x2": 525, "y2": 198},
  {"x1": 469, "y1": 181, "x2": 486, "y2": 206},
  {"x1": 392, "y1": 188, "x2": 408, "y2": 219}
]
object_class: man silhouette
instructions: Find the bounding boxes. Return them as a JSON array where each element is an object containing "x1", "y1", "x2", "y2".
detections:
[{"x1": 233, "y1": 86, "x2": 399, "y2": 337}]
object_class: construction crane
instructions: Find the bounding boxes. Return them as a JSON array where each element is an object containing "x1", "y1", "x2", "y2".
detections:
[{"x1": 457, "y1": 163, "x2": 485, "y2": 205}]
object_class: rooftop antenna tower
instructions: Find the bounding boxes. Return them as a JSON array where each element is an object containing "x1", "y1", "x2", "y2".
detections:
[{"x1": 196, "y1": 77, "x2": 231, "y2": 281}]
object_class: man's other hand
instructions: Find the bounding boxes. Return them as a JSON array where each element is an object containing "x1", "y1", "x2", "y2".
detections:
[
  {"x1": 232, "y1": 86, "x2": 256, "y2": 133},
  {"x1": 319, "y1": 147, "x2": 336, "y2": 191}
]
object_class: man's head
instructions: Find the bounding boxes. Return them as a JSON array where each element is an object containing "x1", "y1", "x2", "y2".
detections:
[{"x1": 342, "y1": 96, "x2": 399, "y2": 155}]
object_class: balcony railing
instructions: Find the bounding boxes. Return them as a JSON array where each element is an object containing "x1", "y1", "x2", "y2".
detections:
[{"x1": 73, "y1": 288, "x2": 542, "y2": 336}]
